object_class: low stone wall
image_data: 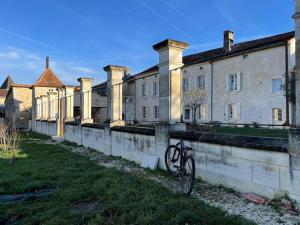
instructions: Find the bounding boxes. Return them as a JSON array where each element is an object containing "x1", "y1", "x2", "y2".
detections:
[
  {"x1": 32, "y1": 120, "x2": 57, "y2": 137},
  {"x1": 31, "y1": 121, "x2": 299, "y2": 201}
]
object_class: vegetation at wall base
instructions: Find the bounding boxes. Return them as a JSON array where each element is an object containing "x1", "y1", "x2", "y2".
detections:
[{"x1": 0, "y1": 133, "x2": 256, "y2": 225}]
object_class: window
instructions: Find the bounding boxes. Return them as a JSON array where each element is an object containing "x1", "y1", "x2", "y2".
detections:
[
  {"x1": 229, "y1": 74, "x2": 238, "y2": 91},
  {"x1": 198, "y1": 104, "x2": 206, "y2": 120},
  {"x1": 153, "y1": 82, "x2": 158, "y2": 96},
  {"x1": 184, "y1": 108, "x2": 191, "y2": 120},
  {"x1": 228, "y1": 104, "x2": 236, "y2": 120},
  {"x1": 197, "y1": 75, "x2": 205, "y2": 90},
  {"x1": 183, "y1": 78, "x2": 189, "y2": 92},
  {"x1": 153, "y1": 106, "x2": 159, "y2": 119},
  {"x1": 272, "y1": 79, "x2": 283, "y2": 93},
  {"x1": 142, "y1": 106, "x2": 147, "y2": 119},
  {"x1": 141, "y1": 84, "x2": 147, "y2": 96},
  {"x1": 273, "y1": 108, "x2": 282, "y2": 122}
]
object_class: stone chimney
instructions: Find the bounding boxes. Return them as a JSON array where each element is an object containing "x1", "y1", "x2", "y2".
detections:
[
  {"x1": 224, "y1": 30, "x2": 234, "y2": 52},
  {"x1": 104, "y1": 65, "x2": 128, "y2": 126},
  {"x1": 153, "y1": 39, "x2": 188, "y2": 124},
  {"x1": 46, "y1": 56, "x2": 49, "y2": 69}
]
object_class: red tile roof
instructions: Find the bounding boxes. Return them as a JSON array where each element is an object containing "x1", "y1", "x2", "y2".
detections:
[
  {"x1": 0, "y1": 89, "x2": 8, "y2": 97},
  {"x1": 33, "y1": 68, "x2": 63, "y2": 88}
]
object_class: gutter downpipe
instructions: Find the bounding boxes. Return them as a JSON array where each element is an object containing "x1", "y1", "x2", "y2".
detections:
[
  {"x1": 210, "y1": 61, "x2": 214, "y2": 122},
  {"x1": 285, "y1": 41, "x2": 290, "y2": 126}
]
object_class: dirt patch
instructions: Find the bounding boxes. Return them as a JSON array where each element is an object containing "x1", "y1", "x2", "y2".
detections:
[
  {"x1": 70, "y1": 200, "x2": 102, "y2": 214},
  {"x1": 0, "y1": 188, "x2": 55, "y2": 203}
]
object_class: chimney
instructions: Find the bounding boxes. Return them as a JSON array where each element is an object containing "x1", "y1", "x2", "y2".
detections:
[
  {"x1": 46, "y1": 56, "x2": 49, "y2": 69},
  {"x1": 224, "y1": 30, "x2": 234, "y2": 52}
]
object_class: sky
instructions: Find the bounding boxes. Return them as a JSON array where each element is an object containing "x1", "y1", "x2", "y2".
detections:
[{"x1": 0, "y1": 0, "x2": 294, "y2": 86}]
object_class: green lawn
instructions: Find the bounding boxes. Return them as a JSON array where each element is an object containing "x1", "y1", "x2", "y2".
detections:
[
  {"x1": 212, "y1": 127, "x2": 288, "y2": 139},
  {"x1": 0, "y1": 132, "x2": 256, "y2": 225}
]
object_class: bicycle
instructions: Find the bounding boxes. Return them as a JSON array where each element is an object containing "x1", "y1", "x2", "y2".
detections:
[{"x1": 164, "y1": 136, "x2": 195, "y2": 195}]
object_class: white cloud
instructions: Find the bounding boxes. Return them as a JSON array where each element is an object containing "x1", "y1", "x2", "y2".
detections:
[
  {"x1": 0, "y1": 51, "x2": 20, "y2": 59},
  {"x1": 0, "y1": 46, "x2": 103, "y2": 85},
  {"x1": 71, "y1": 66, "x2": 96, "y2": 74}
]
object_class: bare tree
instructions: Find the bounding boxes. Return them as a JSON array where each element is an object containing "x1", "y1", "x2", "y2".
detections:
[
  {"x1": 183, "y1": 89, "x2": 206, "y2": 124},
  {"x1": 0, "y1": 123, "x2": 20, "y2": 163}
]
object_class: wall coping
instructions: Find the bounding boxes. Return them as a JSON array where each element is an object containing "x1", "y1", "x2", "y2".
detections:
[
  {"x1": 111, "y1": 126, "x2": 155, "y2": 136},
  {"x1": 65, "y1": 121, "x2": 79, "y2": 126},
  {"x1": 169, "y1": 131, "x2": 288, "y2": 153},
  {"x1": 81, "y1": 123, "x2": 105, "y2": 129}
]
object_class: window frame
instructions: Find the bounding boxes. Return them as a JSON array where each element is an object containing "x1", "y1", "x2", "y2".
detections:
[
  {"x1": 272, "y1": 78, "x2": 283, "y2": 93},
  {"x1": 272, "y1": 108, "x2": 282, "y2": 122},
  {"x1": 141, "y1": 83, "x2": 147, "y2": 97},
  {"x1": 183, "y1": 78, "x2": 189, "y2": 93},
  {"x1": 184, "y1": 108, "x2": 191, "y2": 120},
  {"x1": 153, "y1": 106, "x2": 159, "y2": 119},
  {"x1": 197, "y1": 75, "x2": 205, "y2": 90},
  {"x1": 142, "y1": 106, "x2": 147, "y2": 119}
]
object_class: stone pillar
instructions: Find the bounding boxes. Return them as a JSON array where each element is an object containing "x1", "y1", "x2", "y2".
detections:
[
  {"x1": 289, "y1": 0, "x2": 300, "y2": 202},
  {"x1": 48, "y1": 92, "x2": 57, "y2": 121},
  {"x1": 77, "y1": 78, "x2": 93, "y2": 124},
  {"x1": 64, "y1": 86, "x2": 74, "y2": 121},
  {"x1": 56, "y1": 88, "x2": 65, "y2": 137},
  {"x1": 103, "y1": 65, "x2": 127, "y2": 127},
  {"x1": 41, "y1": 95, "x2": 48, "y2": 120},
  {"x1": 153, "y1": 39, "x2": 188, "y2": 124},
  {"x1": 36, "y1": 97, "x2": 41, "y2": 120}
]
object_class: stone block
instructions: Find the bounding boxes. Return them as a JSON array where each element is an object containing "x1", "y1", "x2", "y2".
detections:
[{"x1": 253, "y1": 162, "x2": 280, "y2": 188}]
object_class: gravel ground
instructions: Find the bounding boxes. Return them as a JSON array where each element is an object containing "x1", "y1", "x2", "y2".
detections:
[{"x1": 42, "y1": 139, "x2": 300, "y2": 225}]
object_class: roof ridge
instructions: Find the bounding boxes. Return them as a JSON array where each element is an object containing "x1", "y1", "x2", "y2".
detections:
[{"x1": 33, "y1": 68, "x2": 63, "y2": 87}]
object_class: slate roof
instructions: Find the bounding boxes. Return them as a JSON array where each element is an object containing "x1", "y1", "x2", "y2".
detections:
[
  {"x1": 129, "y1": 31, "x2": 295, "y2": 79},
  {"x1": 0, "y1": 76, "x2": 14, "y2": 89},
  {"x1": 33, "y1": 68, "x2": 63, "y2": 88}
]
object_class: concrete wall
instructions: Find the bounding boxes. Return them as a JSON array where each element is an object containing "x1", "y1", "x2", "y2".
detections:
[
  {"x1": 33, "y1": 120, "x2": 56, "y2": 137},
  {"x1": 32, "y1": 122, "x2": 299, "y2": 201},
  {"x1": 170, "y1": 138, "x2": 291, "y2": 199}
]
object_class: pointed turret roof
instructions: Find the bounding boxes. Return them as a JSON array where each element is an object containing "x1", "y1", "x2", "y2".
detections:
[
  {"x1": 33, "y1": 68, "x2": 63, "y2": 88},
  {"x1": 0, "y1": 76, "x2": 14, "y2": 89}
]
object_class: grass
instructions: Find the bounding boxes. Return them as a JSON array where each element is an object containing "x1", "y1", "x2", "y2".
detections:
[
  {"x1": 212, "y1": 127, "x2": 288, "y2": 139},
  {"x1": 0, "y1": 132, "x2": 256, "y2": 225}
]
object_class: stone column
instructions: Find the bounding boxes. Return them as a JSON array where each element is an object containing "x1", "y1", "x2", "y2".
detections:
[
  {"x1": 153, "y1": 39, "x2": 188, "y2": 125},
  {"x1": 48, "y1": 92, "x2": 57, "y2": 121},
  {"x1": 56, "y1": 88, "x2": 65, "y2": 137},
  {"x1": 36, "y1": 97, "x2": 41, "y2": 120},
  {"x1": 64, "y1": 86, "x2": 74, "y2": 121},
  {"x1": 103, "y1": 65, "x2": 127, "y2": 127},
  {"x1": 295, "y1": 0, "x2": 300, "y2": 126},
  {"x1": 77, "y1": 78, "x2": 93, "y2": 124},
  {"x1": 289, "y1": 0, "x2": 300, "y2": 202},
  {"x1": 41, "y1": 95, "x2": 49, "y2": 120}
]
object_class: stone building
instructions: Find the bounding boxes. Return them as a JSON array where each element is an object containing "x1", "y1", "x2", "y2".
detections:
[
  {"x1": 0, "y1": 76, "x2": 14, "y2": 121},
  {"x1": 4, "y1": 31, "x2": 297, "y2": 128},
  {"x1": 120, "y1": 31, "x2": 296, "y2": 126}
]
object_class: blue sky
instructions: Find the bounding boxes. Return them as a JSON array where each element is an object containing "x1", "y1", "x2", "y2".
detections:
[{"x1": 0, "y1": 0, "x2": 294, "y2": 86}]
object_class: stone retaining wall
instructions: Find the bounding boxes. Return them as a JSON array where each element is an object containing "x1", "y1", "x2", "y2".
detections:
[{"x1": 30, "y1": 120, "x2": 299, "y2": 201}]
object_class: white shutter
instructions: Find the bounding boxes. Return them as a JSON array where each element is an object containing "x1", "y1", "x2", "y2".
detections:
[
  {"x1": 225, "y1": 74, "x2": 229, "y2": 92},
  {"x1": 237, "y1": 72, "x2": 242, "y2": 91},
  {"x1": 224, "y1": 104, "x2": 228, "y2": 120},
  {"x1": 235, "y1": 104, "x2": 241, "y2": 121},
  {"x1": 203, "y1": 104, "x2": 207, "y2": 119}
]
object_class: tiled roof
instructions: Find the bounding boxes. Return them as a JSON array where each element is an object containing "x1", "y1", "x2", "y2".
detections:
[
  {"x1": 131, "y1": 31, "x2": 295, "y2": 78},
  {"x1": 33, "y1": 68, "x2": 63, "y2": 88},
  {"x1": 0, "y1": 76, "x2": 14, "y2": 89},
  {"x1": 0, "y1": 89, "x2": 8, "y2": 97}
]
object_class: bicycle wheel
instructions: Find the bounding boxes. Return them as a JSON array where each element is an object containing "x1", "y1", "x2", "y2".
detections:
[
  {"x1": 180, "y1": 155, "x2": 195, "y2": 196},
  {"x1": 165, "y1": 145, "x2": 180, "y2": 176}
]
